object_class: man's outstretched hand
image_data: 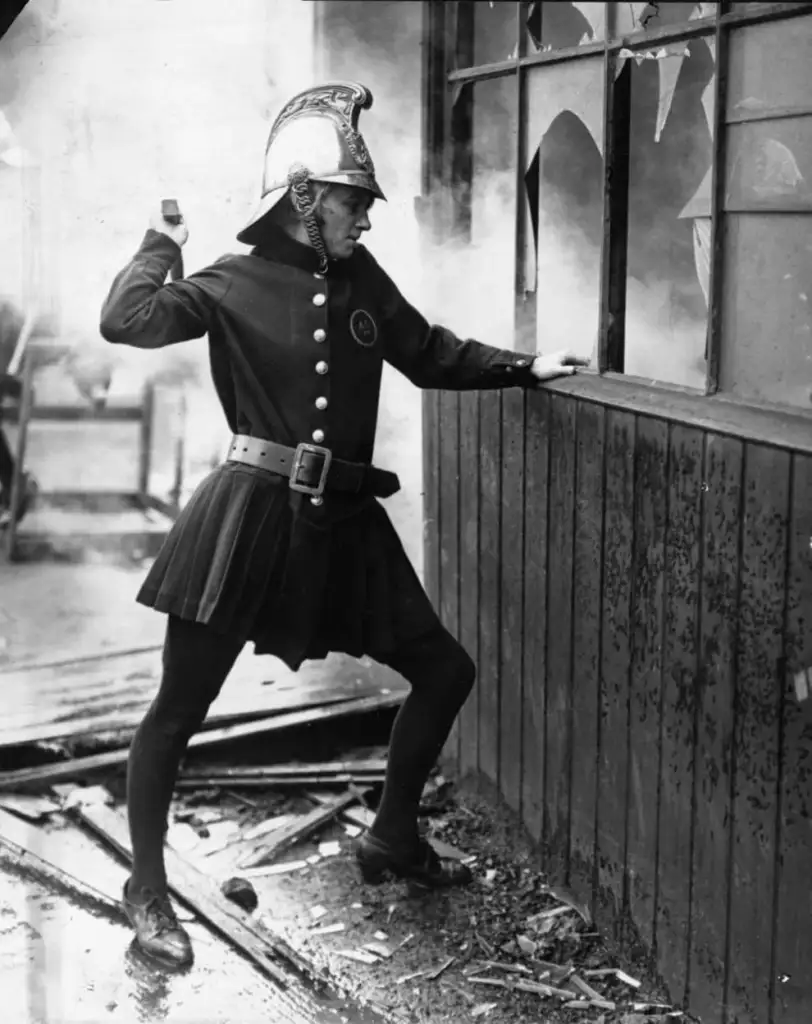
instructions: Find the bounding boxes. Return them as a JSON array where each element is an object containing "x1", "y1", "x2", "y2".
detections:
[{"x1": 530, "y1": 349, "x2": 591, "y2": 382}]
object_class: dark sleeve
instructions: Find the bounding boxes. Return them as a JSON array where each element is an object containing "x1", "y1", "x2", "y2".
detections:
[
  {"x1": 99, "y1": 230, "x2": 233, "y2": 349},
  {"x1": 370, "y1": 251, "x2": 536, "y2": 390}
]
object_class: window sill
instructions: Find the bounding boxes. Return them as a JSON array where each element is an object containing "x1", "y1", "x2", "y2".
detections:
[{"x1": 541, "y1": 371, "x2": 812, "y2": 454}]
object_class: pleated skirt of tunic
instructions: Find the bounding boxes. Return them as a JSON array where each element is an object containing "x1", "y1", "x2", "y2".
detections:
[{"x1": 136, "y1": 462, "x2": 440, "y2": 670}]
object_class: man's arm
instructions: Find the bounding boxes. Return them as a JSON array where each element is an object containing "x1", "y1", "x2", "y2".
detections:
[
  {"x1": 371, "y1": 251, "x2": 587, "y2": 389},
  {"x1": 100, "y1": 210, "x2": 231, "y2": 350}
]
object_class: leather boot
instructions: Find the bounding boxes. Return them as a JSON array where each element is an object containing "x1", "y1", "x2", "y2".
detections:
[
  {"x1": 355, "y1": 831, "x2": 474, "y2": 888},
  {"x1": 122, "y1": 880, "x2": 193, "y2": 969}
]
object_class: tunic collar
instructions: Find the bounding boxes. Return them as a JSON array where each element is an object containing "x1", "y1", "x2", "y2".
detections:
[{"x1": 251, "y1": 227, "x2": 353, "y2": 278}]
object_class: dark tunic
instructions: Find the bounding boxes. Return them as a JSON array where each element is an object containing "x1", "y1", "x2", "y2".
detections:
[{"x1": 100, "y1": 227, "x2": 537, "y2": 669}]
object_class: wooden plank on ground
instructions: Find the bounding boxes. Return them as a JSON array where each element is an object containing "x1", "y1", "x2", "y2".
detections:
[
  {"x1": 458, "y1": 390, "x2": 481, "y2": 779},
  {"x1": 72, "y1": 795, "x2": 308, "y2": 989},
  {"x1": 595, "y1": 410, "x2": 634, "y2": 936},
  {"x1": 656, "y1": 424, "x2": 703, "y2": 1007},
  {"x1": 180, "y1": 758, "x2": 388, "y2": 780},
  {"x1": 545, "y1": 394, "x2": 577, "y2": 881},
  {"x1": 0, "y1": 691, "x2": 405, "y2": 789},
  {"x1": 689, "y1": 433, "x2": 742, "y2": 1024},
  {"x1": 569, "y1": 401, "x2": 605, "y2": 910},
  {"x1": 726, "y1": 443, "x2": 789, "y2": 1024},
  {"x1": 0, "y1": 644, "x2": 397, "y2": 748},
  {"x1": 439, "y1": 389, "x2": 461, "y2": 764},
  {"x1": 499, "y1": 387, "x2": 526, "y2": 813},
  {"x1": 237, "y1": 790, "x2": 359, "y2": 869},
  {"x1": 626, "y1": 416, "x2": 668, "y2": 950},
  {"x1": 521, "y1": 390, "x2": 550, "y2": 847},
  {"x1": 478, "y1": 390, "x2": 503, "y2": 787},
  {"x1": 773, "y1": 453, "x2": 812, "y2": 1024},
  {"x1": 0, "y1": 808, "x2": 125, "y2": 920},
  {"x1": 176, "y1": 774, "x2": 385, "y2": 790}
]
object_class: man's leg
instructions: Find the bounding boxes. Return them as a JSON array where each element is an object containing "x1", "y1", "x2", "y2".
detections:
[
  {"x1": 124, "y1": 614, "x2": 243, "y2": 965},
  {"x1": 356, "y1": 626, "x2": 475, "y2": 886}
]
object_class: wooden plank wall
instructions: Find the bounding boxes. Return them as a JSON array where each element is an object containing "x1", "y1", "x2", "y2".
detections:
[{"x1": 427, "y1": 386, "x2": 812, "y2": 1024}]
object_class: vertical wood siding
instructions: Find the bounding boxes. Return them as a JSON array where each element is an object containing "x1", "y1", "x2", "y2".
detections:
[{"x1": 427, "y1": 386, "x2": 812, "y2": 1024}]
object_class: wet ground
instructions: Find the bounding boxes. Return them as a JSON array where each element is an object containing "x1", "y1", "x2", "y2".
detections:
[
  {"x1": 0, "y1": 856, "x2": 384, "y2": 1024},
  {"x1": 0, "y1": 812, "x2": 386, "y2": 1024}
]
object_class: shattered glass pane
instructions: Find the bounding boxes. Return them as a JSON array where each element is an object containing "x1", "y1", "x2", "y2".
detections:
[
  {"x1": 443, "y1": 77, "x2": 518, "y2": 347},
  {"x1": 524, "y1": 59, "x2": 604, "y2": 360},
  {"x1": 623, "y1": 37, "x2": 716, "y2": 387},
  {"x1": 608, "y1": 2, "x2": 717, "y2": 38},
  {"x1": 526, "y1": 2, "x2": 606, "y2": 53},
  {"x1": 467, "y1": 0, "x2": 520, "y2": 66},
  {"x1": 720, "y1": 214, "x2": 812, "y2": 408}
]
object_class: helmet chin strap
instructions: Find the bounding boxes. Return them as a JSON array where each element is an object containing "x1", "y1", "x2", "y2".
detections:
[{"x1": 287, "y1": 165, "x2": 329, "y2": 274}]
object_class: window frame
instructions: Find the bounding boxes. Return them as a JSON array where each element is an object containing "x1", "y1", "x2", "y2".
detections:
[{"x1": 421, "y1": 0, "x2": 812, "y2": 431}]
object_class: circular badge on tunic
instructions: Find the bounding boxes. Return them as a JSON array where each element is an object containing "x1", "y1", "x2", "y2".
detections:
[{"x1": 350, "y1": 309, "x2": 378, "y2": 348}]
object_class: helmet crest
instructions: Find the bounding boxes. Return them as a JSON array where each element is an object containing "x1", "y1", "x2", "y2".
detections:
[{"x1": 237, "y1": 81, "x2": 385, "y2": 252}]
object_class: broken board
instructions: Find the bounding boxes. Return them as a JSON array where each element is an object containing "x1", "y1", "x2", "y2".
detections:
[
  {"x1": 70, "y1": 793, "x2": 321, "y2": 989},
  {"x1": 0, "y1": 645, "x2": 407, "y2": 748},
  {"x1": 0, "y1": 691, "x2": 405, "y2": 789}
]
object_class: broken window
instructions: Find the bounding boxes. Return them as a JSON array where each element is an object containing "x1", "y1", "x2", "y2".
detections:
[
  {"x1": 607, "y1": 2, "x2": 718, "y2": 38},
  {"x1": 461, "y1": 0, "x2": 520, "y2": 67},
  {"x1": 447, "y1": 75, "x2": 519, "y2": 346},
  {"x1": 524, "y1": 59, "x2": 604, "y2": 360},
  {"x1": 621, "y1": 37, "x2": 715, "y2": 387},
  {"x1": 431, "y1": 0, "x2": 812, "y2": 412},
  {"x1": 526, "y1": 2, "x2": 606, "y2": 51}
]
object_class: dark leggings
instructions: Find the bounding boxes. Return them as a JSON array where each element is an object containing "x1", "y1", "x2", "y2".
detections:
[
  {"x1": 127, "y1": 615, "x2": 475, "y2": 895},
  {"x1": 0, "y1": 427, "x2": 14, "y2": 494}
]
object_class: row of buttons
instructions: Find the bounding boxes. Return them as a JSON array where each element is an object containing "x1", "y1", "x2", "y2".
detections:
[{"x1": 311, "y1": 283, "x2": 328, "y2": 502}]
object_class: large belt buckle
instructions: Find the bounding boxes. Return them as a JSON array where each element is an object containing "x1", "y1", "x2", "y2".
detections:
[{"x1": 289, "y1": 442, "x2": 332, "y2": 498}]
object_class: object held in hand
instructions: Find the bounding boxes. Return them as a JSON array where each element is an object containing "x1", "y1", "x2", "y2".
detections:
[
  {"x1": 161, "y1": 199, "x2": 185, "y2": 281},
  {"x1": 161, "y1": 198, "x2": 183, "y2": 226}
]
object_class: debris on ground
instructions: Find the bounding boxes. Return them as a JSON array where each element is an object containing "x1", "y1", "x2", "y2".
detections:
[
  {"x1": 0, "y1": 641, "x2": 692, "y2": 1023},
  {"x1": 220, "y1": 875, "x2": 259, "y2": 912}
]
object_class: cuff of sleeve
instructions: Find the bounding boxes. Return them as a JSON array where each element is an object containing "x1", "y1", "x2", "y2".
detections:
[
  {"x1": 497, "y1": 353, "x2": 536, "y2": 387},
  {"x1": 136, "y1": 229, "x2": 183, "y2": 263}
]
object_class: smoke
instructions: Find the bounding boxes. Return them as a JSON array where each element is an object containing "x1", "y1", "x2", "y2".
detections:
[
  {"x1": 0, "y1": 0, "x2": 713, "y2": 537},
  {"x1": 0, "y1": 0, "x2": 320, "y2": 499}
]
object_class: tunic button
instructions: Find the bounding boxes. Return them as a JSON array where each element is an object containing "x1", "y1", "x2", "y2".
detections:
[
  {"x1": 312, "y1": 293, "x2": 326, "y2": 307},
  {"x1": 315, "y1": 396, "x2": 328, "y2": 410},
  {"x1": 313, "y1": 329, "x2": 326, "y2": 343},
  {"x1": 315, "y1": 360, "x2": 328, "y2": 375},
  {"x1": 312, "y1": 429, "x2": 325, "y2": 443}
]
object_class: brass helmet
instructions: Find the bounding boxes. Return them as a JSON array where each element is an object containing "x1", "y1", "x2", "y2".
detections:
[{"x1": 237, "y1": 81, "x2": 386, "y2": 253}]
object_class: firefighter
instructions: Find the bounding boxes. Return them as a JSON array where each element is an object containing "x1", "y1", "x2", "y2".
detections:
[{"x1": 100, "y1": 81, "x2": 588, "y2": 969}]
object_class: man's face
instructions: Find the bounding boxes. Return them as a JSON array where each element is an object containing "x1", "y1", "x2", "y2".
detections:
[{"x1": 317, "y1": 185, "x2": 374, "y2": 260}]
